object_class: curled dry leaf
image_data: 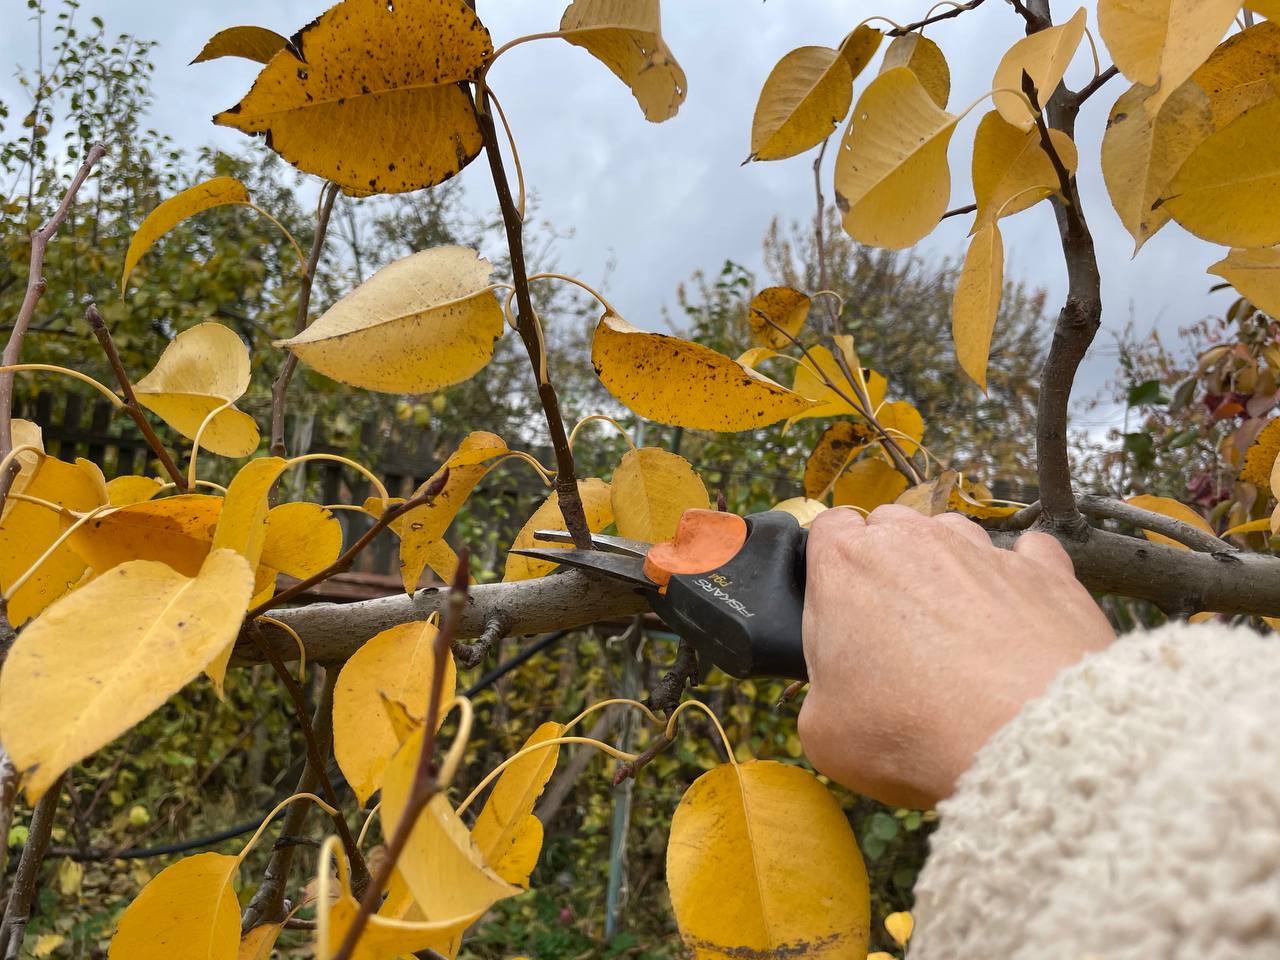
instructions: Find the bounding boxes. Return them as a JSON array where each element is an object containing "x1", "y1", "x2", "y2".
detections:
[
  {"x1": 121, "y1": 177, "x2": 250, "y2": 294},
  {"x1": 803, "y1": 421, "x2": 870, "y2": 499},
  {"x1": 214, "y1": 0, "x2": 492, "y2": 194},
  {"x1": 0, "y1": 548, "x2": 255, "y2": 800},
  {"x1": 878, "y1": 33, "x2": 950, "y2": 109},
  {"x1": 1125, "y1": 494, "x2": 1216, "y2": 549},
  {"x1": 747, "y1": 286, "x2": 811, "y2": 349},
  {"x1": 1101, "y1": 80, "x2": 1214, "y2": 252},
  {"x1": 277, "y1": 246, "x2": 504, "y2": 394},
  {"x1": 503, "y1": 479, "x2": 614, "y2": 581},
  {"x1": 612, "y1": 447, "x2": 710, "y2": 544},
  {"x1": 106, "y1": 852, "x2": 240, "y2": 960},
  {"x1": 834, "y1": 457, "x2": 909, "y2": 514},
  {"x1": 667, "y1": 760, "x2": 870, "y2": 959},
  {"x1": 952, "y1": 221, "x2": 1005, "y2": 391},
  {"x1": 559, "y1": 0, "x2": 687, "y2": 123},
  {"x1": 972, "y1": 110, "x2": 1078, "y2": 230},
  {"x1": 0, "y1": 454, "x2": 105, "y2": 625},
  {"x1": 749, "y1": 47, "x2": 854, "y2": 162},
  {"x1": 190, "y1": 25, "x2": 286, "y2": 65},
  {"x1": 1210, "y1": 247, "x2": 1280, "y2": 318},
  {"x1": 333, "y1": 617, "x2": 457, "y2": 804},
  {"x1": 134, "y1": 322, "x2": 260, "y2": 458},
  {"x1": 834, "y1": 67, "x2": 959, "y2": 250},
  {"x1": 991, "y1": 7, "x2": 1086, "y2": 128},
  {"x1": 591, "y1": 313, "x2": 815, "y2": 431},
  {"x1": 896, "y1": 470, "x2": 960, "y2": 517},
  {"x1": 1098, "y1": 0, "x2": 1240, "y2": 113}
]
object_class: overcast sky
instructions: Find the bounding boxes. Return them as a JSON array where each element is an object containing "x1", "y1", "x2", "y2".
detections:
[{"x1": 2, "y1": 0, "x2": 1242, "y2": 428}]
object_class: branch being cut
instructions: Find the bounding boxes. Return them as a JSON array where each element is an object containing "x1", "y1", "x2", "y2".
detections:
[{"x1": 1077, "y1": 496, "x2": 1234, "y2": 554}]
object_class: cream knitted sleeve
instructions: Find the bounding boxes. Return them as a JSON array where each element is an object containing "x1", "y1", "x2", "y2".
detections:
[{"x1": 910, "y1": 620, "x2": 1280, "y2": 960}]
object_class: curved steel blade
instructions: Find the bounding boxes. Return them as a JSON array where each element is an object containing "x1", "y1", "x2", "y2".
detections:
[
  {"x1": 509, "y1": 547, "x2": 654, "y2": 588},
  {"x1": 532, "y1": 530, "x2": 651, "y2": 559}
]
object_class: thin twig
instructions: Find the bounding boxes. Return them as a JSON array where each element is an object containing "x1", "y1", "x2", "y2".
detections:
[
  {"x1": 0, "y1": 143, "x2": 108, "y2": 504},
  {"x1": 612, "y1": 731, "x2": 675, "y2": 785},
  {"x1": 1022, "y1": 72, "x2": 1083, "y2": 236},
  {"x1": 1077, "y1": 496, "x2": 1234, "y2": 554},
  {"x1": 0, "y1": 778, "x2": 60, "y2": 959},
  {"x1": 331, "y1": 558, "x2": 469, "y2": 960},
  {"x1": 812, "y1": 137, "x2": 837, "y2": 335},
  {"x1": 453, "y1": 612, "x2": 510, "y2": 669},
  {"x1": 86, "y1": 304, "x2": 186, "y2": 488},
  {"x1": 474, "y1": 89, "x2": 591, "y2": 548},
  {"x1": 270, "y1": 182, "x2": 339, "y2": 458},
  {"x1": 889, "y1": 0, "x2": 986, "y2": 35},
  {"x1": 645, "y1": 641, "x2": 700, "y2": 715},
  {"x1": 940, "y1": 203, "x2": 978, "y2": 221},
  {"x1": 1068, "y1": 64, "x2": 1119, "y2": 108}
]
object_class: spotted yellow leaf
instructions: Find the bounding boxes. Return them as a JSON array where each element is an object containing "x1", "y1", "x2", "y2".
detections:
[
  {"x1": 879, "y1": 32, "x2": 949, "y2": 108},
  {"x1": 747, "y1": 287, "x2": 811, "y2": 349},
  {"x1": 191, "y1": 25, "x2": 286, "y2": 65},
  {"x1": 803, "y1": 422, "x2": 870, "y2": 499}
]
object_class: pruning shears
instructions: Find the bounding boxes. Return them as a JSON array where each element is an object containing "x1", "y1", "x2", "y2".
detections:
[{"x1": 511, "y1": 509, "x2": 809, "y2": 681}]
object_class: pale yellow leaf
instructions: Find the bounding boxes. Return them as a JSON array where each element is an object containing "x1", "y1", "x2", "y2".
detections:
[
  {"x1": 106, "y1": 475, "x2": 165, "y2": 507},
  {"x1": 667, "y1": 761, "x2": 869, "y2": 958},
  {"x1": 276, "y1": 246, "x2": 504, "y2": 394},
  {"x1": 885, "y1": 910, "x2": 915, "y2": 947},
  {"x1": 1101, "y1": 80, "x2": 1214, "y2": 251},
  {"x1": 559, "y1": 0, "x2": 687, "y2": 123},
  {"x1": 191, "y1": 25, "x2": 286, "y2": 65},
  {"x1": 611, "y1": 447, "x2": 710, "y2": 544},
  {"x1": 749, "y1": 47, "x2": 854, "y2": 161},
  {"x1": 134, "y1": 322, "x2": 260, "y2": 458},
  {"x1": 972, "y1": 110, "x2": 1078, "y2": 229},
  {"x1": 992, "y1": 8, "x2": 1086, "y2": 128},
  {"x1": 1192, "y1": 21, "x2": 1280, "y2": 128},
  {"x1": 952, "y1": 221, "x2": 1005, "y2": 391},
  {"x1": 1125, "y1": 494, "x2": 1215, "y2": 548},
  {"x1": 1098, "y1": 0, "x2": 1241, "y2": 113},
  {"x1": 260, "y1": 501, "x2": 343, "y2": 579},
  {"x1": 879, "y1": 33, "x2": 950, "y2": 108},
  {"x1": 735, "y1": 346, "x2": 779, "y2": 369},
  {"x1": 107, "y1": 853, "x2": 239, "y2": 959},
  {"x1": 473, "y1": 722, "x2": 564, "y2": 887},
  {"x1": 747, "y1": 287, "x2": 811, "y2": 349},
  {"x1": 1163, "y1": 96, "x2": 1280, "y2": 247},
  {"x1": 896, "y1": 471, "x2": 959, "y2": 516},
  {"x1": 803, "y1": 422, "x2": 870, "y2": 499},
  {"x1": 0, "y1": 549, "x2": 254, "y2": 799},
  {"x1": 6, "y1": 419, "x2": 42, "y2": 488},
  {"x1": 211, "y1": 457, "x2": 289, "y2": 569},
  {"x1": 833, "y1": 67, "x2": 959, "y2": 249},
  {"x1": 214, "y1": 0, "x2": 491, "y2": 194},
  {"x1": 772, "y1": 497, "x2": 827, "y2": 528},
  {"x1": 833, "y1": 457, "x2": 909, "y2": 514},
  {"x1": 591, "y1": 313, "x2": 815, "y2": 431},
  {"x1": 1209, "y1": 246, "x2": 1280, "y2": 317},
  {"x1": 502, "y1": 479, "x2": 613, "y2": 581},
  {"x1": 32, "y1": 934, "x2": 65, "y2": 958},
  {"x1": 0, "y1": 455, "x2": 105, "y2": 624},
  {"x1": 238, "y1": 921, "x2": 284, "y2": 960},
  {"x1": 121, "y1": 178, "x2": 250, "y2": 293},
  {"x1": 333, "y1": 618, "x2": 456, "y2": 805}
]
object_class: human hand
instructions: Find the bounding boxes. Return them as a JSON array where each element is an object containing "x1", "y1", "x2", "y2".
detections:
[{"x1": 797, "y1": 504, "x2": 1115, "y2": 808}]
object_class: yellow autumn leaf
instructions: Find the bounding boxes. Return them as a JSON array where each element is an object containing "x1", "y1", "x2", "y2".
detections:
[
  {"x1": 6, "y1": 418, "x2": 43, "y2": 487},
  {"x1": 611, "y1": 447, "x2": 710, "y2": 544},
  {"x1": 384, "y1": 433, "x2": 508, "y2": 592},
  {"x1": 559, "y1": 0, "x2": 687, "y2": 123},
  {"x1": 1248, "y1": 0, "x2": 1280, "y2": 18},
  {"x1": 107, "y1": 852, "x2": 240, "y2": 960},
  {"x1": 1098, "y1": 0, "x2": 1240, "y2": 113},
  {"x1": 1101, "y1": 80, "x2": 1214, "y2": 252},
  {"x1": 1163, "y1": 96, "x2": 1280, "y2": 247},
  {"x1": 238, "y1": 921, "x2": 284, "y2": 960},
  {"x1": 503, "y1": 479, "x2": 614, "y2": 581},
  {"x1": 134, "y1": 322, "x2": 260, "y2": 458},
  {"x1": 473, "y1": 722, "x2": 564, "y2": 887},
  {"x1": 381, "y1": 729, "x2": 521, "y2": 930},
  {"x1": 833, "y1": 67, "x2": 959, "y2": 249},
  {"x1": 1240, "y1": 417, "x2": 1280, "y2": 485},
  {"x1": 875, "y1": 400, "x2": 926, "y2": 457},
  {"x1": 833, "y1": 457, "x2": 909, "y2": 514},
  {"x1": 591, "y1": 313, "x2": 815, "y2": 431},
  {"x1": 949, "y1": 483, "x2": 1019, "y2": 520},
  {"x1": 803, "y1": 422, "x2": 870, "y2": 499},
  {"x1": 121, "y1": 177, "x2": 251, "y2": 294},
  {"x1": 972, "y1": 110, "x2": 1078, "y2": 229},
  {"x1": 749, "y1": 46, "x2": 854, "y2": 162},
  {"x1": 1192, "y1": 22, "x2": 1280, "y2": 129},
  {"x1": 66, "y1": 494, "x2": 223, "y2": 577},
  {"x1": 667, "y1": 760, "x2": 869, "y2": 958},
  {"x1": 878, "y1": 32, "x2": 950, "y2": 108},
  {"x1": 214, "y1": 0, "x2": 492, "y2": 194},
  {"x1": 1223, "y1": 517, "x2": 1272, "y2": 536},
  {"x1": 276, "y1": 246, "x2": 504, "y2": 394},
  {"x1": 32, "y1": 934, "x2": 65, "y2": 958},
  {"x1": 952, "y1": 220, "x2": 1005, "y2": 391},
  {"x1": 736, "y1": 346, "x2": 780, "y2": 370},
  {"x1": 747, "y1": 287, "x2": 811, "y2": 349},
  {"x1": 772, "y1": 497, "x2": 827, "y2": 528},
  {"x1": 191, "y1": 25, "x2": 286, "y2": 65},
  {"x1": 896, "y1": 470, "x2": 959, "y2": 517},
  {"x1": 106, "y1": 475, "x2": 165, "y2": 506},
  {"x1": 1125, "y1": 494, "x2": 1216, "y2": 549},
  {"x1": 838, "y1": 24, "x2": 883, "y2": 76},
  {"x1": 333, "y1": 617, "x2": 457, "y2": 805},
  {"x1": 1209, "y1": 246, "x2": 1280, "y2": 317},
  {"x1": 0, "y1": 454, "x2": 105, "y2": 624},
  {"x1": 992, "y1": 8, "x2": 1086, "y2": 128},
  {"x1": 259, "y1": 501, "x2": 344, "y2": 579},
  {"x1": 211, "y1": 457, "x2": 289, "y2": 568},
  {"x1": 0, "y1": 548, "x2": 254, "y2": 800},
  {"x1": 885, "y1": 910, "x2": 914, "y2": 947},
  {"x1": 786, "y1": 346, "x2": 888, "y2": 428}
]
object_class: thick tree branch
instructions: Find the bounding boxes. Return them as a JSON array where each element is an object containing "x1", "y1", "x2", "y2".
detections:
[
  {"x1": 86, "y1": 304, "x2": 186, "y2": 489},
  {"x1": 270, "y1": 182, "x2": 339, "y2": 458}
]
